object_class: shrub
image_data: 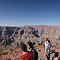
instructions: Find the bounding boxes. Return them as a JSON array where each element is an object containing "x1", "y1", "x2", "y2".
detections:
[{"x1": 0, "y1": 51, "x2": 8, "y2": 56}]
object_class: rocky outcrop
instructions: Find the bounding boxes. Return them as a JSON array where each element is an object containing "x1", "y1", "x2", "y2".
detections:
[{"x1": 0, "y1": 26, "x2": 40, "y2": 50}]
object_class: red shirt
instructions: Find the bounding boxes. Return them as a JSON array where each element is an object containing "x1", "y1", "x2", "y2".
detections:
[
  {"x1": 54, "y1": 57, "x2": 58, "y2": 60},
  {"x1": 20, "y1": 52, "x2": 31, "y2": 60}
]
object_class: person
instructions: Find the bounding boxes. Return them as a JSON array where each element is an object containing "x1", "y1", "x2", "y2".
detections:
[
  {"x1": 53, "y1": 52, "x2": 59, "y2": 60},
  {"x1": 20, "y1": 43, "x2": 31, "y2": 60},
  {"x1": 45, "y1": 38, "x2": 49, "y2": 53},
  {"x1": 45, "y1": 38, "x2": 51, "y2": 60},
  {"x1": 27, "y1": 42, "x2": 38, "y2": 60},
  {"x1": 27, "y1": 42, "x2": 35, "y2": 60}
]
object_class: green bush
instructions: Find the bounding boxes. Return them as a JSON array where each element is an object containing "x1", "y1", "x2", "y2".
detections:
[{"x1": 0, "y1": 51, "x2": 8, "y2": 56}]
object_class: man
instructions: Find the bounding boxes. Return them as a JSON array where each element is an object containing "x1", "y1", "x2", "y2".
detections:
[
  {"x1": 20, "y1": 43, "x2": 31, "y2": 60},
  {"x1": 45, "y1": 38, "x2": 51, "y2": 60},
  {"x1": 27, "y1": 42, "x2": 38, "y2": 60},
  {"x1": 45, "y1": 38, "x2": 49, "y2": 53},
  {"x1": 27, "y1": 42, "x2": 35, "y2": 60}
]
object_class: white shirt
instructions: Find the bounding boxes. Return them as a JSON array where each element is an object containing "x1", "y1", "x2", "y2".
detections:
[{"x1": 45, "y1": 41, "x2": 48, "y2": 53}]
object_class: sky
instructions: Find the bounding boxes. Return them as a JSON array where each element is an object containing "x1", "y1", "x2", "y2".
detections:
[{"x1": 0, "y1": 0, "x2": 60, "y2": 26}]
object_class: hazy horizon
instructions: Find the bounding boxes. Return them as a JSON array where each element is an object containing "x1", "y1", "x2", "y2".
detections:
[{"x1": 1, "y1": 24, "x2": 60, "y2": 27}]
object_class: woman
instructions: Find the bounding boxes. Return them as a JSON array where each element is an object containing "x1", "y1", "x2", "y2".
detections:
[{"x1": 20, "y1": 43, "x2": 31, "y2": 60}]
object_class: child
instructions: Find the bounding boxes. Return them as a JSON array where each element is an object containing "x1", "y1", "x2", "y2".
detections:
[
  {"x1": 20, "y1": 43, "x2": 31, "y2": 60},
  {"x1": 53, "y1": 52, "x2": 59, "y2": 60}
]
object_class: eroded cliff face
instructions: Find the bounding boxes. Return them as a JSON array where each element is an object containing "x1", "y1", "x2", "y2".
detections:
[
  {"x1": 0, "y1": 26, "x2": 40, "y2": 50},
  {"x1": 0, "y1": 25, "x2": 60, "y2": 50}
]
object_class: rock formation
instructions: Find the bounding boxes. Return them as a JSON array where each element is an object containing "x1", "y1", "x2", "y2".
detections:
[{"x1": 0, "y1": 25, "x2": 60, "y2": 50}]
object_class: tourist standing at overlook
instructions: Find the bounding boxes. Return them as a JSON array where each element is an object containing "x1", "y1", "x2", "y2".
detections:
[
  {"x1": 20, "y1": 43, "x2": 31, "y2": 60},
  {"x1": 27, "y1": 42, "x2": 38, "y2": 60},
  {"x1": 45, "y1": 38, "x2": 51, "y2": 60}
]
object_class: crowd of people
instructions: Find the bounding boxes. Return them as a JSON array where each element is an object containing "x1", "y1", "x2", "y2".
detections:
[
  {"x1": 45, "y1": 38, "x2": 60, "y2": 60},
  {"x1": 20, "y1": 38, "x2": 60, "y2": 60},
  {"x1": 20, "y1": 42, "x2": 38, "y2": 60}
]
